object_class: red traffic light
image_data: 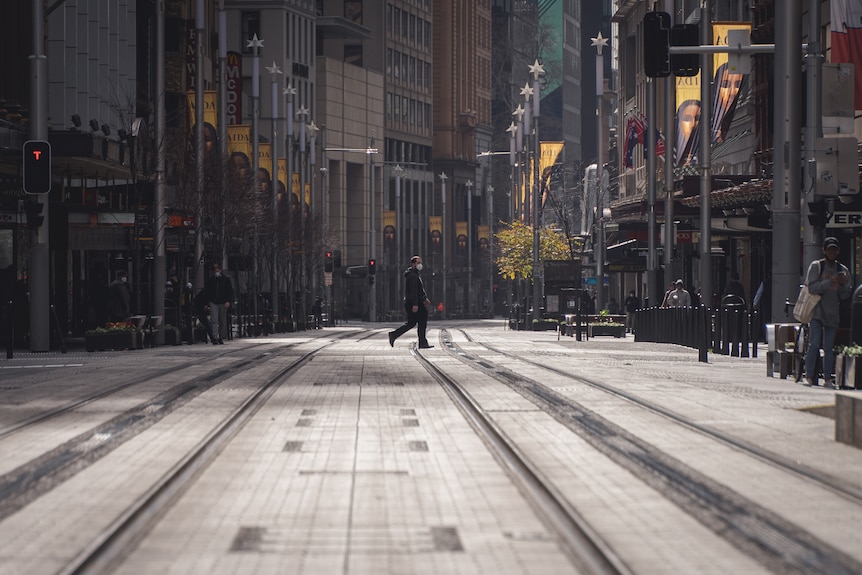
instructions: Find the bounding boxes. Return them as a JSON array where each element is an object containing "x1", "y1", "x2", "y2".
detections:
[
  {"x1": 368, "y1": 259, "x2": 376, "y2": 275},
  {"x1": 23, "y1": 140, "x2": 52, "y2": 194},
  {"x1": 324, "y1": 251, "x2": 333, "y2": 272}
]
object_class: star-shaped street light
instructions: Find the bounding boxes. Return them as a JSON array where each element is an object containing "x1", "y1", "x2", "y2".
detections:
[
  {"x1": 247, "y1": 33, "x2": 264, "y2": 51},
  {"x1": 512, "y1": 104, "x2": 524, "y2": 122},
  {"x1": 283, "y1": 82, "x2": 296, "y2": 97},
  {"x1": 591, "y1": 31, "x2": 608, "y2": 56},
  {"x1": 529, "y1": 59, "x2": 545, "y2": 81},
  {"x1": 520, "y1": 82, "x2": 533, "y2": 101},
  {"x1": 266, "y1": 61, "x2": 282, "y2": 77},
  {"x1": 506, "y1": 121, "x2": 518, "y2": 138}
]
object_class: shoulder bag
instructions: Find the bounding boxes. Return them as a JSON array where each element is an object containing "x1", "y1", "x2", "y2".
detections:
[{"x1": 792, "y1": 260, "x2": 822, "y2": 323}]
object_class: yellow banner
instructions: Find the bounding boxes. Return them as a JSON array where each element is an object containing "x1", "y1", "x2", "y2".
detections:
[
  {"x1": 227, "y1": 125, "x2": 251, "y2": 177},
  {"x1": 291, "y1": 173, "x2": 300, "y2": 202},
  {"x1": 383, "y1": 210, "x2": 396, "y2": 229},
  {"x1": 186, "y1": 91, "x2": 218, "y2": 130},
  {"x1": 477, "y1": 225, "x2": 490, "y2": 254},
  {"x1": 455, "y1": 221, "x2": 468, "y2": 253},
  {"x1": 383, "y1": 210, "x2": 396, "y2": 248},
  {"x1": 540, "y1": 142, "x2": 564, "y2": 179},
  {"x1": 429, "y1": 215, "x2": 442, "y2": 253}
]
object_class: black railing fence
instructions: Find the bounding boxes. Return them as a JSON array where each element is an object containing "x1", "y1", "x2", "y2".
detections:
[{"x1": 635, "y1": 304, "x2": 759, "y2": 363}]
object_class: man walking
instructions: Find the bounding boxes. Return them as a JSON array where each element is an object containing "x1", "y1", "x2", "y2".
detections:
[
  {"x1": 389, "y1": 255, "x2": 433, "y2": 349},
  {"x1": 206, "y1": 264, "x2": 234, "y2": 344}
]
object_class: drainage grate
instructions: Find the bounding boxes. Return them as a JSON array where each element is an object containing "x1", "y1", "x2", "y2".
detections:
[
  {"x1": 400, "y1": 409, "x2": 416, "y2": 416},
  {"x1": 301, "y1": 409, "x2": 318, "y2": 416},
  {"x1": 408, "y1": 440, "x2": 428, "y2": 452},
  {"x1": 402, "y1": 418, "x2": 420, "y2": 427},
  {"x1": 230, "y1": 526, "x2": 266, "y2": 552},
  {"x1": 431, "y1": 526, "x2": 464, "y2": 552},
  {"x1": 295, "y1": 418, "x2": 313, "y2": 427},
  {"x1": 283, "y1": 441, "x2": 303, "y2": 452}
]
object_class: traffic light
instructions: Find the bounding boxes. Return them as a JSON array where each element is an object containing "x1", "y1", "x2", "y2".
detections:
[
  {"x1": 23, "y1": 200, "x2": 44, "y2": 228},
  {"x1": 644, "y1": 11, "x2": 671, "y2": 78},
  {"x1": 23, "y1": 140, "x2": 52, "y2": 194},
  {"x1": 325, "y1": 251, "x2": 333, "y2": 272},
  {"x1": 807, "y1": 201, "x2": 828, "y2": 228},
  {"x1": 671, "y1": 24, "x2": 700, "y2": 77},
  {"x1": 368, "y1": 259, "x2": 376, "y2": 275}
]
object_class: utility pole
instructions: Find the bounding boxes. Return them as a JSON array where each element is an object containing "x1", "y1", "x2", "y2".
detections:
[{"x1": 29, "y1": 0, "x2": 49, "y2": 351}]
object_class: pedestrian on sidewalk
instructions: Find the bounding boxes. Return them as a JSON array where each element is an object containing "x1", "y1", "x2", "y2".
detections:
[
  {"x1": 206, "y1": 264, "x2": 234, "y2": 344},
  {"x1": 389, "y1": 255, "x2": 433, "y2": 349},
  {"x1": 624, "y1": 290, "x2": 641, "y2": 333},
  {"x1": 107, "y1": 270, "x2": 131, "y2": 322},
  {"x1": 804, "y1": 236, "x2": 851, "y2": 388}
]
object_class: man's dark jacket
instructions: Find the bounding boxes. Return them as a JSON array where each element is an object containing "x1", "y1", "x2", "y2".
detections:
[
  {"x1": 403, "y1": 267, "x2": 427, "y2": 307},
  {"x1": 206, "y1": 273, "x2": 234, "y2": 305}
]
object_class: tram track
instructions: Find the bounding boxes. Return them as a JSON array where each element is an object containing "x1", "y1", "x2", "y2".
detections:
[
  {"x1": 49, "y1": 329, "x2": 366, "y2": 575},
  {"x1": 430, "y1": 328, "x2": 862, "y2": 575},
  {"x1": 0, "y1": 342, "x2": 276, "y2": 439},
  {"x1": 411, "y1": 342, "x2": 632, "y2": 575}
]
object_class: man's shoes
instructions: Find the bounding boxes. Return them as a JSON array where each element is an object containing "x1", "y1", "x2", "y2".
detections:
[
  {"x1": 212, "y1": 341, "x2": 218, "y2": 345},
  {"x1": 805, "y1": 376, "x2": 818, "y2": 387},
  {"x1": 419, "y1": 344, "x2": 434, "y2": 349},
  {"x1": 827, "y1": 378, "x2": 841, "y2": 390},
  {"x1": 388, "y1": 332, "x2": 395, "y2": 347},
  {"x1": 218, "y1": 339, "x2": 225, "y2": 344}
]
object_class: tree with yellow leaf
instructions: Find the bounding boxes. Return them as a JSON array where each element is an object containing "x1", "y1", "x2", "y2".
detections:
[{"x1": 494, "y1": 221, "x2": 580, "y2": 281}]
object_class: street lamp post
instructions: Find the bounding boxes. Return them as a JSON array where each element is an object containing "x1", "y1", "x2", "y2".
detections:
[
  {"x1": 248, "y1": 33, "x2": 263, "y2": 326},
  {"x1": 297, "y1": 104, "x2": 309, "y2": 326},
  {"x1": 591, "y1": 31, "x2": 607, "y2": 312},
  {"x1": 266, "y1": 61, "x2": 282, "y2": 327},
  {"x1": 529, "y1": 59, "x2": 544, "y2": 324},
  {"x1": 487, "y1": 184, "x2": 494, "y2": 316},
  {"x1": 439, "y1": 171, "x2": 448, "y2": 320},
  {"x1": 283, "y1": 82, "x2": 295, "y2": 327},
  {"x1": 466, "y1": 179, "x2": 474, "y2": 314},
  {"x1": 369, "y1": 133, "x2": 377, "y2": 322},
  {"x1": 394, "y1": 164, "x2": 404, "y2": 271}
]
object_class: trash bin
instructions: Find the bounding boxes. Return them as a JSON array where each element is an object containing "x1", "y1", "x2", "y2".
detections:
[{"x1": 851, "y1": 284, "x2": 862, "y2": 345}]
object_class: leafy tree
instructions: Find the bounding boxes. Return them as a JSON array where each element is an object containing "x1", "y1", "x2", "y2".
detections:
[{"x1": 494, "y1": 221, "x2": 574, "y2": 280}]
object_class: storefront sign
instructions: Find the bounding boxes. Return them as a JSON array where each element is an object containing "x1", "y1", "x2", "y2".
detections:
[{"x1": 828, "y1": 211, "x2": 862, "y2": 228}]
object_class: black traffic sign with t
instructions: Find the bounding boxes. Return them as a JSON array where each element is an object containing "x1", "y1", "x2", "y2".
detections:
[{"x1": 23, "y1": 140, "x2": 52, "y2": 194}]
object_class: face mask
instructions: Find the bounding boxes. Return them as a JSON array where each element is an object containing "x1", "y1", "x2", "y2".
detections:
[
  {"x1": 121, "y1": 277, "x2": 127, "y2": 283},
  {"x1": 415, "y1": 263, "x2": 423, "y2": 271},
  {"x1": 215, "y1": 272, "x2": 221, "y2": 277}
]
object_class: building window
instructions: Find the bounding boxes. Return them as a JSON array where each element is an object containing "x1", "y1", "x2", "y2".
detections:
[
  {"x1": 345, "y1": 44, "x2": 362, "y2": 66},
  {"x1": 241, "y1": 12, "x2": 261, "y2": 54}
]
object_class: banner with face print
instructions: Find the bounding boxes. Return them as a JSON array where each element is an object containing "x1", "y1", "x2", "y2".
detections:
[
  {"x1": 711, "y1": 23, "x2": 750, "y2": 144},
  {"x1": 429, "y1": 216, "x2": 442, "y2": 253}
]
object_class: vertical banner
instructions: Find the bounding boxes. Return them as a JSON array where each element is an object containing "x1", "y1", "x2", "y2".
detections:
[
  {"x1": 711, "y1": 23, "x2": 750, "y2": 144},
  {"x1": 187, "y1": 91, "x2": 219, "y2": 158},
  {"x1": 477, "y1": 224, "x2": 490, "y2": 256},
  {"x1": 539, "y1": 141, "x2": 564, "y2": 208},
  {"x1": 455, "y1": 221, "x2": 468, "y2": 255},
  {"x1": 291, "y1": 173, "x2": 300, "y2": 213},
  {"x1": 258, "y1": 144, "x2": 272, "y2": 194},
  {"x1": 383, "y1": 210, "x2": 396, "y2": 252},
  {"x1": 675, "y1": 72, "x2": 701, "y2": 167},
  {"x1": 277, "y1": 158, "x2": 287, "y2": 201},
  {"x1": 227, "y1": 125, "x2": 251, "y2": 178},
  {"x1": 429, "y1": 215, "x2": 442, "y2": 253},
  {"x1": 226, "y1": 51, "x2": 243, "y2": 124}
]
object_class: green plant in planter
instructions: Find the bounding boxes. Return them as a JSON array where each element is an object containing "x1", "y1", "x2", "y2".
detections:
[
  {"x1": 86, "y1": 321, "x2": 140, "y2": 335},
  {"x1": 842, "y1": 344, "x2": 862, "y2": 357}
]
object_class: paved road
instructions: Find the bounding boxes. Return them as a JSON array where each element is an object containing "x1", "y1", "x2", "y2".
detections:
[{"x1": 0, "y1": 320, "x2": 859, "y2": 574}]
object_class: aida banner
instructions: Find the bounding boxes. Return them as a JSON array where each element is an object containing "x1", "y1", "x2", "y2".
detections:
[
  {"x1": 227, "y1": 125, "x2": 251, "y2": 177},
  {"x1": 455, "y1": 221, "x2": 468, "y2": 255},
  {"x1": 383, "y1": 210, "x2": 396, "y2": 250},
  {"x1": 477, "y1": 225, "x2": 490, "y2": 255},
  {"x1": 186, "y1": 91, "x2": 218, "y2": 130},
  {"x1": 429, "y1": 216, "x2": 442, "y2": 253},
  {"x1": 291, "y1": 173, "x2": 300, "y2": 203},
  {"x1": 258, "y1": 144, "x2": 272, "y2": 192},
  {"x1": 711, "y1": 23, "x2": 750, "y2": 144}
]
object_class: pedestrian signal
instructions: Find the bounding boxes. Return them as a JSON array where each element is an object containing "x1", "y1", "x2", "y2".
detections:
[{"x1": 23, "y1": 140, "x2": 52, "y2": 194}]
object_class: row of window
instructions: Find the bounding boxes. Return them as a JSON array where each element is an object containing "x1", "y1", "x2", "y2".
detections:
[
  {"x1": 387, "y1": 4, "x2": 432, "y2": 49},
  {"x1": 387, "y1": 92, "x2": 432, "y2": 130},
  {"x1": 387, "y1": 49, "x2": 432, "y2": 92}
]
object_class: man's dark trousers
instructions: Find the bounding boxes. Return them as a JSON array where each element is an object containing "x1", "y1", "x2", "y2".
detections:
[{"x1": 390, "y1": 302, "x2": 429, "y2": 346}]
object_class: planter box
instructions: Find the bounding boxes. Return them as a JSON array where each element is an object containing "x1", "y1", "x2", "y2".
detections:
[
  {"x1": 85, "y1": 331, "x2": 143, "y2": 352},
  {"x1": 532, "y1": 322, "x2": 559, "y2": 331},
  {"x1": 838, "y1": 355, "x2": 862, "y2": 389},
  {"x1": 588, "y1": 324, "x2": 626, "y2": 338}
]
